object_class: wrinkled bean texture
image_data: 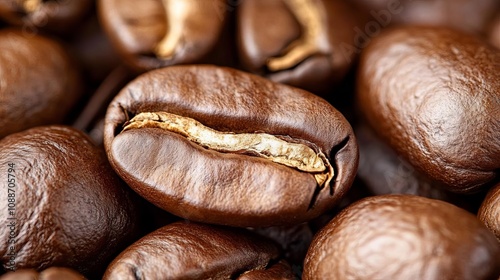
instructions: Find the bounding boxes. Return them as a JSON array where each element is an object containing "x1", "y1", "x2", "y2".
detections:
[
  {"x1": 0, "y1": 126, "x2": 139, "y2": 277},
  {"x1": 303, "y1": 195, "x2": 500, "y2": 280},
  {"x1": 357, "y1": 26, "x2": 500, "y2": 193},
  {"x1": 104, "y1": 65, "x2": 358, "y2": 227},
  {"x1": 478, "y1": 183, "x2": 500, "y2": 242}
]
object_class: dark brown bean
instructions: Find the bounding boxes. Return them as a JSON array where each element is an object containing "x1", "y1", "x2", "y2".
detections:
[
  {"x1": 237, "y1": 0, "x2": 362, "y2": 95},
  {"x1": 98, "y1": 0, "x2": 227, "y2": 71},
  {"x1": 478, "y1": 183, "x2": 500, "y2": 242},
  {"x1": 351, "y1": 0, "x2": 499, "y2": 34},
  {"x1": 237, "y1": 260, "x2": 297, "y2": 280},
  {"x1": 103, "y1": 221, "x2": 282, "y2": 279},
  {"x1": 104, "y1": 65, "x2": 358, "y2": 227},
  {"x1": 0, "y1": 29, "x2": 82, "y2": 139},
  {"x1": 0, "y1": 0, "x2": 92, "y2": 34},
  {"x1": 0, "y1": 126, "x2": 139, "y2": 277},
  {"x1": 303, "y1": 195, "x2": 500, "y2": 280},
  {"x1": 357, "y1": 26, "x2": 500, "y2": 193},
  {"x1": 0, "y1": 267, "x2": 86, "y2": 280},
  {"x1": 489, "y1": 14, "x2": 500, "y2": 49}
]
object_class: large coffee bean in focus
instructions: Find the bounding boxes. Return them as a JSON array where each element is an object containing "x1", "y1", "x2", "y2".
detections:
[
  {"x1": 0, "y1": 126, "x2": 139, "y2": 277},
  {"x1": 357, "y1": 26, "x2": 500, "y2": 193},
  {"x1": 104, "y1": 65, "x2": 358, "y2": 227},
  {"x1": 303, "y1": 195, "x2": 500, "y2": 280},
  {"x1": 0, "y1": 29, "x2": 82, "y2": 139}
]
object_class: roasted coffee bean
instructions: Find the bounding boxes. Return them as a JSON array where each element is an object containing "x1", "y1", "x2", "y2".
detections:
[
  {"x1": 490, "y1": 14, "x2": 500, "y2": 49},
  {"x1": 103, "y1": 221, "x2": 286, "y2": 279},
  {"x1": 357, "y1": 26, "x2": 500, "y2": 193},
  {"x1": 237, "y1": 260, "x2": 297, "y2": 280},
  {"x1": 303, "y1": 195, "x2": 500, "y2": 280},
  {"x1": 98, "y1": 0, "x2": 227, "y2": 71},
  {"x1": 0, "y1": 29, "x2": 82, "y2": 139},
  {"x1": 0, "y1": 126, "x2": 139, "y2": 277},
  {"x1": 478, "y1": 183, "x2": 500, "y2": 242},
  {"x1": 0, "y1": 267, "x2": 86, "y2": 280},
  {"x1": 104, "y1": 65, "x2": 358, "y2": 227},
  {"x1": 0, "y1": 0, "x2": 92, "y2": 34},
  {"x1": 237, "y1": 0, "x2": 362, "y2": 95},
  {"x1": 351, "y1": 0, "x2": 499, "y2": 34}
]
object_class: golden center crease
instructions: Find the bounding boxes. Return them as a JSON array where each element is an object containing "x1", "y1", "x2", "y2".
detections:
[{"x1": 123, "y1": 112, "x2": 334, "y2": 187}]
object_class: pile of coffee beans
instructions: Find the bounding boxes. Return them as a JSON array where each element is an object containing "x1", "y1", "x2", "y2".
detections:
[{"x1": 0, "y1": 0, "x2": 499, "y2": 279}]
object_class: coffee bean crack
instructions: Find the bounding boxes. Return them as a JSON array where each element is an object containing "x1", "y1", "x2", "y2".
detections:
[
  {"x1": 155, "y1": 0, "x2": 191, "y2": 59},
  {"x1": 122, "y1": 112, "x2": 334, "y2": 188},
  {"x1": 266, "y1": 0, "x2": 326, "y2": 72}
]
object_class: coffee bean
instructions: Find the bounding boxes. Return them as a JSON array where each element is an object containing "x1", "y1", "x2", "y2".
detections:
[
  {"x1": 103, "y1": 221, "x2": 285, "y2": 279},
  {"x1": 0, "y1": 126, "x2": 140, "y2": 277},
  {"x1": 103, "y1": 65, "x2": 358, "y2": 227},
  {"x1": 0, "y1": 29, "x2": 82, "y2": 139},
  {"x1": 357, "y1": 26, "x2": 500, "y2": 193},
  {"x1": 478, "y1": 183, "x2": 500, "y2": 242},
  {"x1": 0, "y1": 267, "x2": 86, "y2": 280},
  {"x1": 303, "y1": 195, "x2": 500, "y2": 280},
  {"x1": 98, "y1": 0, "x2": 228, "y2": 71},
  {"x1": 490, "y1": 14, "x2": 500, "y2": 49},
  {"x1": 237, "y1": 0, "x2": 362, "y2": 95},
  {"x1": 237, "y1": 260, "x2": 297, "y2": 280},
  {"x1": 0, "y1": 0, "x2": 92, "y2": 34},
  {"x1": 351, "y1": 0, "x2": 499, "y2": 34}
]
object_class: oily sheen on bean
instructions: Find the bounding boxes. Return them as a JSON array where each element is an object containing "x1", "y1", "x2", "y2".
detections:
[
  {"x1": 237, "y1": 0, "x2": 362, "y2": 95},
  {"x1": 104, "y1": 65, "x2": 358, "y2": 227},
  {"x1": 103, "y1": 222, "x2": 293, "y2": 279},
  {"x1": 478, "y1": 183, "x2": 500, "y2": 242},
  {"x1": 0, "y1": 267, "x2": 86, "y2": 280},
  {"x1": 0, "y1": 29, "x2": 82, "y2": 139},
  {"x1": 357, "y1": 26, "x2": 500, "y2": 193},
  {"x1": 303, "y1": 195, "x2": 500, "y2": 280},
  {"x1": 98, "y1": 0, "x2": 227, "y2": 71},
  {"x1": 0, "y1": 126, "x2": 139, "y2": 277}
]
